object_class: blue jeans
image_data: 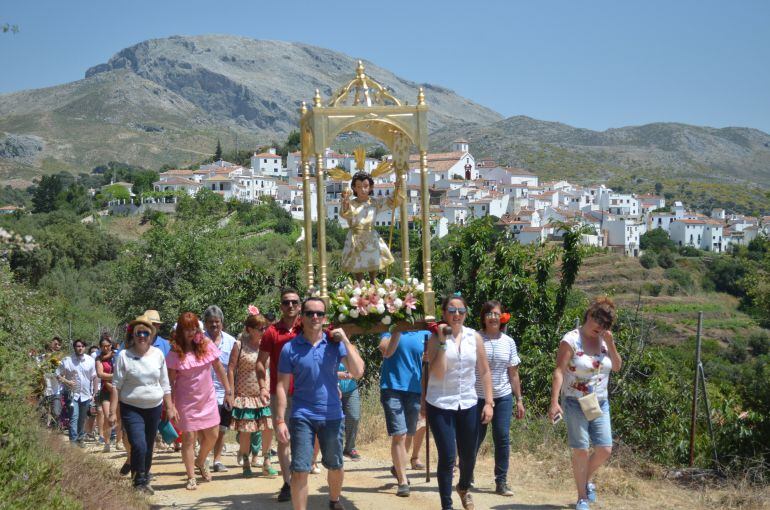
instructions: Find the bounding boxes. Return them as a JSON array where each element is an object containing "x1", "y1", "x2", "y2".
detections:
[
  {"x1": 68, "y1": 398, "x2": 91, "y2": 442},
  {"x1": 120, "y1": 402, "x2": 162, "y2": 486},
  {"x1": 289, "y1": 415, "x2": 344, "y2": 472},
  {"x1": 563, "y1": 397, "x2": 612, "y2": 449},
  {"x1": 380, "y1": 388, "x2": 421, "y2": 436},
  {"x1": 427, "y1": 403, "x2": 479, "y2": 510},
  {"x1": 475, "y1": 394, "x2": 513, "y2": 485},
  {"x1": 341, "y1": 387, "x2": 360, "y2": 452}
]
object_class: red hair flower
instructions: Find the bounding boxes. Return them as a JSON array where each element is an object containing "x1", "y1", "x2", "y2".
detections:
[{"x1": 500, "y1": 312, "x2": 511, "y2": 324}]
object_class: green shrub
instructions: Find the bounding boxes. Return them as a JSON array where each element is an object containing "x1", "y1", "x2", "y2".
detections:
[
  {"x1": 679, "y1": 245, "x2": 701, "y2": 257},
  {"x1": 640, "y1": 251, "x2": 658, "y2": 269},
  {"x1": 642, "y1": 282, "x2": 663, "y2": 296},
  {"x1": 748, "y1": 330, "x2": 770, "y2": 356},
  {"x1": 664, "y1": 267, "x2": 693, "y2": 291},
  {"x1": 657, "y1": 250, "x2": 676, "y2": 269}
]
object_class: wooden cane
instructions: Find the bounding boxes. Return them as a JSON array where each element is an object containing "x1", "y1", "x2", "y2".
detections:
[{"x1": 422, "y1": 333, "x2": 431, "y2": 482}]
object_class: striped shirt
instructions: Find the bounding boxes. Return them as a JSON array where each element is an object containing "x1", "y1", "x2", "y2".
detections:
[{"x1": 474, "y1": 331, "x2": 521, "y2": 399}]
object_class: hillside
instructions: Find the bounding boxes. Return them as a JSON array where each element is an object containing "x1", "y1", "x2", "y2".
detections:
[
  {"x1": 432, "y1": 116, "x2": 770, "y2": 186},
  {"x1": 0, "y1": 35, "x2": 501, "y2": 178}
]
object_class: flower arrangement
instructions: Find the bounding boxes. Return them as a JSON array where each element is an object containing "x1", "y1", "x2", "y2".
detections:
[{"x1": 315, "y1": 277, "x2": 425, "y2": 330}]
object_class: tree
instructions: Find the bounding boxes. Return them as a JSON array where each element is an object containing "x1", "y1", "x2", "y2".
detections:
[
  {"x1": 655, "y1": 182, "x2": 663, "y2": 194},
  {"x1": 31, "y1": 175, "x2": 64, "y2": 213},
  {"x1": 214, "y1": 139, "x2": 223, "y2": 162},
  {"x1": 639, "y1": 228, "x2": 676, "y2": 252},
  {"x1": 367, "y1": 146, "x2": 387, "y2": 160}
]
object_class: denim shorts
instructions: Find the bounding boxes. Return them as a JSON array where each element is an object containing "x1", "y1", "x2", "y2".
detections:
[
  {"x1": 289, "y1": 415, "x2": 344, "y2": 472},
  {"x1": 380, "y1": 388, "x2": 421, "y2": 436},
  {"x1": 563, "y1": 397, "x2": 613, "y2": 449}
]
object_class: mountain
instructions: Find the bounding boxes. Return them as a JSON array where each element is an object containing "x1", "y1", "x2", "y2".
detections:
[
  {"x1": 431, "y1": 116, "x2": 770, "y2": 186},
  {"x1": 0, "y1": 35, "x2": 501, "y2": 179}
]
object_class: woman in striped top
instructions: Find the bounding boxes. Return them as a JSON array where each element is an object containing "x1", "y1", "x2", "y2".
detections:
[{"x1": 474, "y1": 300, "x2": 525, "y2": 497}]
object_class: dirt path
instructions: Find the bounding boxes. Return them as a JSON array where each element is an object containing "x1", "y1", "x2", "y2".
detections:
[{"x1": 81, "y1": 438, "x2": 735, "y2": 510}]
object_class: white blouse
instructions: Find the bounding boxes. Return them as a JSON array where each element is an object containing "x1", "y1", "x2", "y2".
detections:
[{"x1": 426, "y1": 326, "x2": 479, "y2": 410}]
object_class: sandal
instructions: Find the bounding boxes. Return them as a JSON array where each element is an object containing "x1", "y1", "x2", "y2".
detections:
[
  {"x1": 186, "y1": 477, "x2": 197, "y2": 490},
  {"x1": 242, "y1": 455, "x2": 254, "y2": 478},
  {"x1": 410, "y1": 457, "x2": 425, "y2": 470},
  {"x1": 195, "y1": 460, "x2": 212, "y2": 482},
  {"x1": 262, "y1": 457, "x2": 278, "y2": 478}
]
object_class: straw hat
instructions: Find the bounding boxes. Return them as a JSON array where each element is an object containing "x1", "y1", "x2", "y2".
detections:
[
  {"x1": 128, "y1": 315, "x2": 157, "y2": 336},
  {"x1": 143, "y1": 309, "x2": 163, "y2": 324}
]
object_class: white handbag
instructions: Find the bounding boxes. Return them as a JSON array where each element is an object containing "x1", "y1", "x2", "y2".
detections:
[{"x1": 577, "y1": 392, "x2": 603, "y2": 421}]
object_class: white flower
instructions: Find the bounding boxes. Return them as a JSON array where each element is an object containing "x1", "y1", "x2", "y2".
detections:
[
  {"x1": 353, "y1": 287, "x2": 362, "y2": 296},
  {"x1": 394, "y1": 298, "x2": 403, "y2": 309},
  {"x1": 389, "y1": 290, "x2": 397, "y2": 298},
  {"x1": 377, "y1": 287, "x2": 387, "y2": 297},
  {"x1": 368, "y1": 304, "x2": 379, "y2": 313},
  {"x1": 384, "y1": 278, "x2": 393, "y2": 287},
  {"x1": 412, "y1": 277, "x2": 419, "y2": 285},
  {"x1": 349, "y1": 309, "x2": 360, "y2": 318},
  {"x1": 338, "y1": 314, "x2": 346, "y2": 322},
  {"x1": 416, "y1": 283, "x2": 425, "y2": 292},
  {"x1": 349, "y1": 297, "x2": 358, "y2": 307},
  {"x1": 381, "y1": 315, "x2": 392, "y2": 325},
  {"x1": 376, "y1": 303, "x2": 386, "y2": 314},
  {"x1": 339, "y1": 304, "x2": 348, "y2": 312}
]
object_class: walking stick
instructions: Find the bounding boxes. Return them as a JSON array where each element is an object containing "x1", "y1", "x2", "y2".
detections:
[{"x1": 422, "y1": 333, "x2": 430, "y2": 482}]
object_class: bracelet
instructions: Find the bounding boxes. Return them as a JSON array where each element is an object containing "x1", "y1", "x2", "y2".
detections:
[
  {"x1": 437, "y1": 342, "x2": 447, "y2": 351},
  {"x1": 276, "y1": 419, "x2": 285, "y2": 425}
]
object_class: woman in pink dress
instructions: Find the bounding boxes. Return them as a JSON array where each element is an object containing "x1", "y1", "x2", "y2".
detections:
[{"x1": 167, "y1": 312, "x2": 234, "y2": 490}]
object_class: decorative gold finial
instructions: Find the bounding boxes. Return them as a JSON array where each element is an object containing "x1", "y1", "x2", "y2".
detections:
[
  {"x1": 313, "y1": 89, "x2": 322, "y2": 108},
  {"x1": 300, "y1": 101, "x2": 307, "y2": 114},
  {"x1": 353, "y1": 146, "x2": 366, "y2": 171},
  {"x1": 356, "y1": 60, "x2": 366, "y2": 79},
  {"x1": 417, "y1": 87, "x2": 425, "y2": 106}
]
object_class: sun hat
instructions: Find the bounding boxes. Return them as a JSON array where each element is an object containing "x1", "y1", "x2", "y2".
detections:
[
  {"x1": 143, "y1": 309, "x2": 163, "y2": 324},
  {"x1": 128, "y1": 315, "x2": 157, "y2": 337}
]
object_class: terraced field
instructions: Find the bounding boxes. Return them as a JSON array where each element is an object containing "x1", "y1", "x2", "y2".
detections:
[{"x1": 575, "y1": 252, "x2": 760, "y2": 346}]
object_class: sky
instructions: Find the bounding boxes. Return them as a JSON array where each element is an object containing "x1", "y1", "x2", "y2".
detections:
[{"x1": 1, "y1": 0, "x2": 769, "y2": 133}]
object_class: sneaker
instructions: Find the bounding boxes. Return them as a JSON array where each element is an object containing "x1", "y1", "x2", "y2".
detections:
[
  {"x1": 343, "y1": 449, "x2": 361, "y2": 460},
  {"x1": 396, "y1": 483, "x2": 410, "y2": 497},
  {"x1": 456, "y1": 486, "x2": 475, "y2": 510},
  {"x1": 262, "y1": 459, "x2": 278, "y2": 478},
  {"x1": 586, "y1": 482, "x2": 597, "y2": 503},
  {"x1": 76, "y1": 440, "x2": 86, "y2": 449},
  {"x1": 102, "y1": 443, "x2": 111, "y2": 453},
  {"x1": 120, "y1": 462, "x2": 131, "y2": 476},
  {"x1": 277, "y1": 482, "x2": 292, "y2": 502},
  {"x1": 576, "y1": 499, "x2": 590, "y2": 510},
  {"x1": 212, "y1": 461, "x2": 228, "y2": 472},
  {"x1": 495, "y1": 482, "x2": 514, "y2": 497},
  {"x1": 328, "y1": 500, "x2": 345, "y2": 510}
]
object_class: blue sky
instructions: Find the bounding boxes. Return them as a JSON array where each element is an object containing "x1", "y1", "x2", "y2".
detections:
[{"x1": 1, "y1": 0, "x2": 769, "y2": 132}]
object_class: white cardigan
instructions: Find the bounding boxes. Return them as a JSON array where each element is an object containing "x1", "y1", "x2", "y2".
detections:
[{"x1": 426, "y1": 326, "x2": 479, "y2": 410}]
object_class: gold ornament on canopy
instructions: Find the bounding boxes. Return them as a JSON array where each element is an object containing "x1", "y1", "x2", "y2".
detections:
[{"x1": 299, "y1": 60, "x2": 435, "y2": 318}]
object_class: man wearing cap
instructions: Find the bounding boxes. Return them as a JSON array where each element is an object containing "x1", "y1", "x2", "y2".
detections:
[
  {"x1": 57, "y1": 339, "x2": 98, "y2": 446},
  {"x1": 203, "y1": 305, "x2": 237, "y2": 473},
  {"x1": 145, "y1": 310, "x2": 170, "y2": 357}
]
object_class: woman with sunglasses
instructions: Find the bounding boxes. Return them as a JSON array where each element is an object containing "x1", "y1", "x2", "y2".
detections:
[
  {"x1": 167, "y1": 312, "x2": 234, "y2": 490},
  {"x1": 228, "y1": 312, "x2": 278, "y2": 478},
  {"x1": 473, "y1": 301, "x2": 525, "y2": 497},
  {"x1": 109, "y1": 315, "x2": 175, "y2": 495},
  {"x1": 425, "y1": 295, "x2": 494, "y2": 510}
]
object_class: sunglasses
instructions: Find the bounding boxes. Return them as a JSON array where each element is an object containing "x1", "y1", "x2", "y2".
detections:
[
  {"x1": 485, "y1": 312, "x2": 501, "y2": 319},
  {"x1": 135, "y1": 331, "x2": 151, "y2": 338},
  {"x1": 303, "y1": 310, "x2": 326, "y2": 318},
  {"x1": 446, "y1": 306, "x2": 467, "y2": 315},
  {"x1": 282, "y1": 299, "x2": 300, "y2": 306}
]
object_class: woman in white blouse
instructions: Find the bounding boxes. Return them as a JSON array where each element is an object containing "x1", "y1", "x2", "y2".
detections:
[
  {"x1": 109, "y1": 315, "x2": 177, "y2": 495},
  {"x1": 425, "y1": 295, "x2": 493, "y2": 510}
]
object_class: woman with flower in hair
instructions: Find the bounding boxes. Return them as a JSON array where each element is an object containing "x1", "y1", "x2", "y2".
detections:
[
  {"x1": 227, "y1": 308, "x2": 278, "y2": 478},
  {"x1": 548, "y1": 297, "x2": 622, "y2": 510},
  {"x1": 166, "y1": 312, "x2": 234, "y2": 490},
  {"x1": 473, "y1": 300, "x2": 525, "y2": 497}
]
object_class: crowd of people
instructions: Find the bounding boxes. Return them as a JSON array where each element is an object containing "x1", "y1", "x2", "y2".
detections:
[{"x1": 36, "y1": 291, "x2": 620, "y2": 510}]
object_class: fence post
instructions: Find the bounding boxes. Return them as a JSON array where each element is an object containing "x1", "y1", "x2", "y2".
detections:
[{"x1": 688, "y1": 311, "x2": 703, "y2": 467}]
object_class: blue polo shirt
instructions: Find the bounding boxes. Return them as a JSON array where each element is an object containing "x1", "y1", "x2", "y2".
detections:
[
  {"x1": 380, "y1": 330, "x2": 428, "y2": 394},
  {"x1": 278, "y1": 333, "x2": 348, "y2": 420},
  {"x1": 153, "y1": 335, "x2": 171, "y2": 357}
]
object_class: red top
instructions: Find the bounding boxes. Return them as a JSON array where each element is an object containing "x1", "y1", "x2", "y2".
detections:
[{"x1": 260, "y1": 318, "x2": 301, "y2": 395}]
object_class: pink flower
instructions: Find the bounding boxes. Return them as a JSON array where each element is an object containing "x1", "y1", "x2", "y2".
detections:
[
  {"x1": 404, "y1": 293, "x2": 417, "y2": 311},
  {"x1": 248, "y1": 304, "x2": 260, "y2": 316}
]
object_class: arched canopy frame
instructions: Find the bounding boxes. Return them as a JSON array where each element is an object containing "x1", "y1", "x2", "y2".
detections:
[{"x1": 299, "y1": 61, "x2": 435, "y2": 318}]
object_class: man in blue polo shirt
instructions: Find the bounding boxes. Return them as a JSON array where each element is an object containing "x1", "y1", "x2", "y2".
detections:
[{"x1": 275, "y1": 297, "x2": 364, "y2": 510}]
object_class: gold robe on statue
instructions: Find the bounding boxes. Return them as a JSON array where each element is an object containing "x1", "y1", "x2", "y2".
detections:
[{"x1": 340, "y1": 189, "x2": 404, "y2": 274}]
